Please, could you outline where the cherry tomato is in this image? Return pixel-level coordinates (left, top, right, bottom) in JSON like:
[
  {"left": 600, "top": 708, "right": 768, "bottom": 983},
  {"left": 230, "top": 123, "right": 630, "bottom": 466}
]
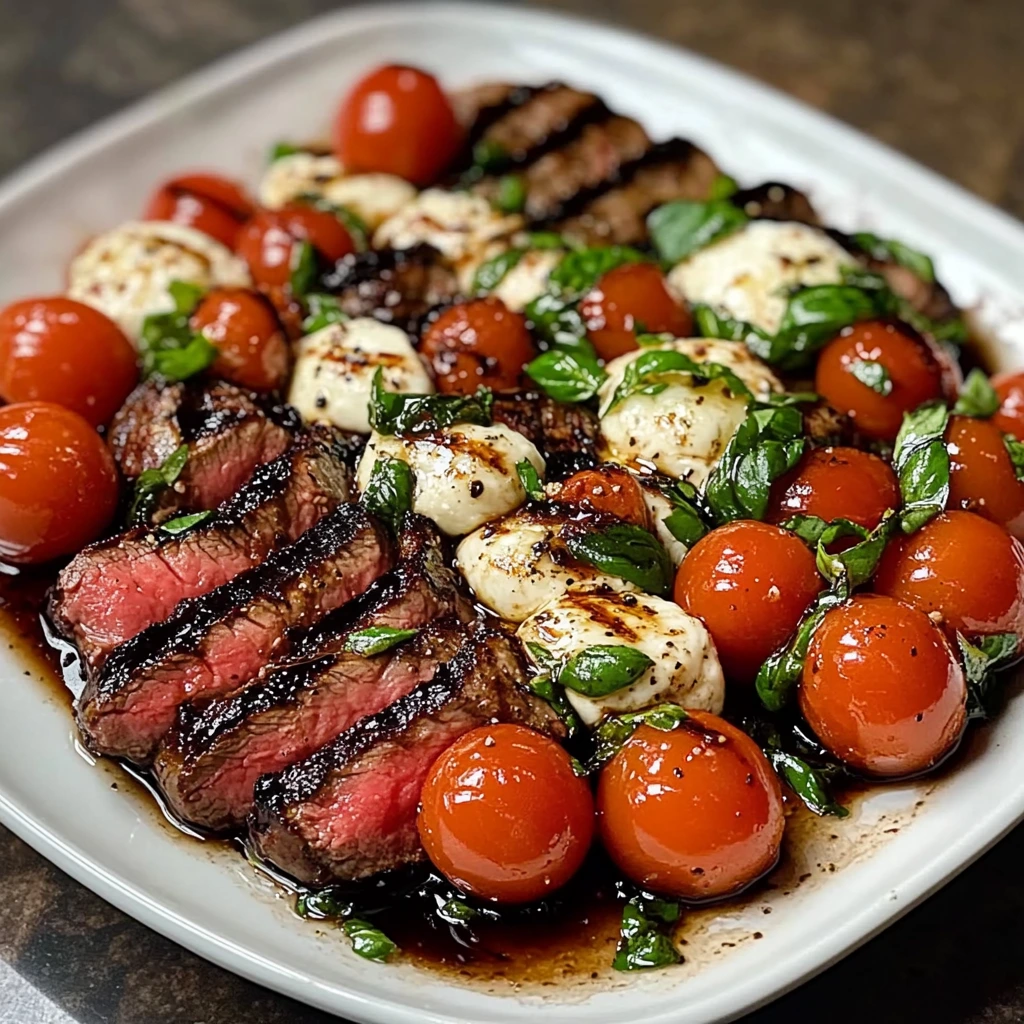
[
  {"left": 418, "top": 724, "right": 594, "bottom": 903},
  {"left": 420, "top": 298, "right": 536, "bottom": 393},
  {"left": 674, "top": 521, "right": 822, "bottom": 684},
  {"left": 814, "top": 320, "right": 951, "bottom": 441},
  {"left": 801, "top": 594, "right": 967, "bottom": 776},
  {"left": 144, "top": 172, "right": 253, "bottom": 249},
  {"left": 579, "top": 263, "right": 692, "bottom": 362},
  {"left": 946, "top": 414, "right": 1024, "bottom": 540},
  {"left": 236, "top": 205, "right": 355, "bottom": 289},
  {"left": 335, "top": 65, "right": 462, "bottom": 186},
  {"left": 0, "top": 297, "right": 138, "bottom": 426},
  {"left": 767, "top": 446, "right": 900, "bottom": 531},
  {"left": 598, "top": 712, "right": 785, "bottom": 900},
  {"left": 874, "top": 510, "right": 1024, "bottom": 647},
  {"left": 190, "top": 288, "right": 289, "bottom": 393},
  {"left": 992, "top": 370, "right": 1024, "bottom": 439},
  {"left": 0, "top": 403, "right": 119, "bottom": 564},
  {"left": 557, "top": 465, "right": 649, "bottom": 527}
]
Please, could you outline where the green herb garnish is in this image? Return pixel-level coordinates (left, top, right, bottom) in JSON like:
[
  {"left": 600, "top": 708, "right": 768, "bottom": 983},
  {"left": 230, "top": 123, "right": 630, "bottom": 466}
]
[
  {"left": 516, "top": 459, "right": 545, "bottom": 501},
  {"left": 344, "top": 627, "right": 419, "bottom": 657},
  {"left": 343, "top": 918, "right": 397, "bottom": 962},
  {"left": 953, "top": 368, "right": 999, "bottom": 419},
  {"left": 368, "top": 369, "right": 493, "bottom": 435},
  {"left": 159, "top": 511, "right": 214, "bottom": 536},
  {"left": 613, "top": 896, "right": 682, "bottom": 972},
  {"left": 558, "top": 645, "right": 655, "bottom": 698},
  {"left": 849, "top": 359, "right": 893, "bottom": 396},
  {"left": 647, "top": 198, "right": 747, "bottom": 264},
  {"left": 127, "top": 444, "right": 189, "bottom": 526},
  {"left": 564, "top": 523, "right": 673, "bottom": 596},
  {"left": 892, "top": 401, "right": 950, "bottom": 533}
]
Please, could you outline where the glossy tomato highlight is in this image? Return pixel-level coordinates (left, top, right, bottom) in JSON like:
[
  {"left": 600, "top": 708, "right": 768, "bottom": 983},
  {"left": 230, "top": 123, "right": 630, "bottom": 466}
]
[
  {"left": 144, "top": 172, "right": 253, "bottom": 248},
  {"left": 557, "top": 465, "right": 649, "bottom": 527}
]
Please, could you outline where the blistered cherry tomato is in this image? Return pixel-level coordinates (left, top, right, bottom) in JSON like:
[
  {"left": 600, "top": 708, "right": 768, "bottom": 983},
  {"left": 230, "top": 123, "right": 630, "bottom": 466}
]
[
  {"left": 236, "top": 205, "right": 355, "bottom": 289},
  {"left": 420, "top": 298, "right": 536, "bottom": 393},
  {"left": 418, "top": 724, "right": 594, "bottom": 903},
  {"left": 992, "top": 370, "right": 1024, "bottom": 439},
  {"left": 946, "top": 414, "right": 1024, "bottom": 540},
  {"left": 674, "top": 520, "right": 822, "bottom": 684},
  {"left": 579, "top": 263, "right": 692, "bottom": 362},
  {"left": 598, "top": 712, "right": 784, "bottom": 900},
  {"left": 801, "top": 594, "right": 967, "bottom": 776},
  {"left": 874, "top": 510, "right": 1024, "bottom": 647},
  {"left": 814, "top": 320, "right": 950, "bottom": 441},
  {"left": 0, "top": 402, "right": 119, "bottom": 564},
  {"left": 190, "top": 288, "right": 289, "bottom": 392},
  {"left": 335, "top": 65, "right": 462, "bottom": 186},
  {"left": 767, "top": 446, "right": 900, "bottom": 531},
  {"left": 557, "top": 465, "right": 649, "bottom": 527},
  {"left": 144, "top": 172, "right": 253, "bottom": 248},
  {"left": 0, "top": 297, "right": 138, "bottom": 426}
]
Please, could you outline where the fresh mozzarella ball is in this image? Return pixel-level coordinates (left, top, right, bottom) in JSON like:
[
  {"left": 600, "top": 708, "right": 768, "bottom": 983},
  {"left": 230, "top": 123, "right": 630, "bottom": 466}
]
[
  {"left": 455, "top": 507, "right": 629, "bottom": 622},
  {"left": 636, "top": 478, "right": 688, "bottom": 566},
  {"left": 356, "top": 423, "right": 543, "bottom": 536},
  {"left": 491, "top": 248, "right": 563, "bottom": 310},
  {"left": 667, "top": 220, "right": 859, "bottom": 335},
  {"left": 597, "top": 339, "right": 782, "bottom": 486},
  {"left": 288, "top": 319, "right": 433, "bottom": 434},
  {"left": 518, "top": 584, "right": 725, "bottom": 726},
  {"left": 67, "top": 221, "right": 251, "bottom": 343},
  {"left": 323, "top": 175, "right": 418, "bottom": 230},
  {"left": 258, "top": 152, "right": 344, "bottom": 209}
]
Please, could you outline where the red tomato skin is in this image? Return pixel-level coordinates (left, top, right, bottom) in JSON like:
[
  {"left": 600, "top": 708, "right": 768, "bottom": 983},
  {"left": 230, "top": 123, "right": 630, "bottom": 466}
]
[
  {"left": 0, "top": 402, "right": 119, "bottom": 564},
  {"left": 557, "top": 466, "right": 649, "bottom": 527},
  {"left": 993, "top": 370, "right": 1024, "bottom": 439},
  {"left": 144, "top": 173, "right": 253, "bottom": 248},
  {"left": 0, "top": 298, "right": 138, "bottom": 427},
  {"left": 335, "top": 65, "right": 462, "bottom": 186}
]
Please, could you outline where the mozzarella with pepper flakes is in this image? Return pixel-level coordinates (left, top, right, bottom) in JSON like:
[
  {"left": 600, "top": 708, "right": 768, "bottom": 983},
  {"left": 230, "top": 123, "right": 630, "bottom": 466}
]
[
  {"left": 490, "top": 248, "right": 562, "bottom": 311},
  {"left": 598, "top": 338, "right": 783, "bottom": 486},
  {"left": 356, "top": 423, "right": 543, "bottom": 537},
  {"left": 667, "top": 220, "right": 858, "bottom": 335},
  {"left": 288, "top": 319, "right": 433, "bottom": 434},
  {"left": 518, "top": 584, "right": 725, "bottom": 726},
  {"left": 67, "top": 221, "right": 251, "bottom": 343}
]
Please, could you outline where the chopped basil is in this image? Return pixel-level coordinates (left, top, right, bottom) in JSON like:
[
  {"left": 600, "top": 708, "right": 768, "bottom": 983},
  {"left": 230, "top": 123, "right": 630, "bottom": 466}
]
[
  {"left": 849, "top": 359, "right": 893, "bottom": 396},
  {"left": 159, "top": 510, "right": 214, "bottom": 536},
  {"left": 851, "top": 231, "right": 935, "bottom": 284},
  {"left": 548, "top": 245, "right": 646, "bottom": 295},
  {"left": 953, "top": 368, "right": 999, "bottom": 419},
  {"left": 526, "top": 230, "right": 571, "bottom": 250},
  {"left": 437, "top": 898, "right": 478, "bottom": 926},
  {"left": 494, "top": 174, "right": 526, "bottom": 213},
  {"left": 471, "top": 137, "right": 509, "bottom": 173},
  {"left": 368, "top": 369, "right": 493, "bottom": 435},
  {"left": 128, "top": 444, "right": 189, "bottom": 526},
  {"left": 658, "top": 478, "right": 710, "bottom": 547},
  {"left": 472, "top": 248, "right": 525, "bottom": 293},
  {"left": 344, "top": 627, "right": 419, "bottom": 657},
  {"left": 810, "top": 513, "right": 896, "bottom": 590},
  {"left": 268, "top": 141, "right": 302, "bottom": 163},
  {"left": 289, "top": 240, "right": 318, "bottom": 298},
  {"left": 516, "top": 459, "right": 545, "bottom": 501},
  {"left": 558, "top": 645, "right": 654, "bottom": 698},
  {"left": 587, "top": 703, "right": 689, "bottom": 773},
  {"left": 709, "top": 173, "right": 739, "bottom": 200},
  {"left": 168, "top": 280, "right": 205, "bottom": 312},
  {"left": 958, "top": 632, "right": 1020, "bottom": 720},
  {"left": 525, "top": 344, "right": 606, "bottom": 403},
  {"left": 147, "top": 334, "right": 218, "bottom": 381},
  {"left": 692, "top": 304, "right": 769, "bottom": 347},
  {"left": 758, "top": 391, "right": 821, "bottom": 407},
  {"left": 607, "top": 348, "right": 751, "bottom": 411},
  {"left": 524, "top": 290, "right": 587, "bottom": 348},
  {"left": 526, "top": 671, "right": 583, "bottom": 740},
  {"left": 647, "top": 198, "right": 747, "bottom": 264},
  {"left": 343, "top": 918, "right": 397, "bottom": 962},
  {"left": 564, "top": 522, "right": 673, "bottom": 596},
  {"left": 613, "top": 896, "right": 682, "bottom": 972},
  {"left": 1004, "top": 435, "right": 1024, "bottom": 480},
  {"left": 361, "top": 454, "right": 413, "bottom": 534},
  {"left": 302, "top": 293, "right": 348, "bottom": 334},
  {"left": 893, "top": 401, "right": 950, "bottom": 533},
  {"left": 138, "top": 280, "right": 216, "bottom": 381},
  {"left": 296, "top": 887, "right": 352, "bottom": 920}
]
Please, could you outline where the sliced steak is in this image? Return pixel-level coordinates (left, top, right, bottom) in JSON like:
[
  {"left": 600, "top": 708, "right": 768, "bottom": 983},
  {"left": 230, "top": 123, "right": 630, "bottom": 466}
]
[
  {"left": 49, "top": 434, "right": 351, "bottom": 670},
  {"left": 152, "top": 517, "right": 474, "bottom": 831},
  {"left": 109, "top": 378, "right": 300, "bottom": 516},
  {"left": 251, "top": 624, "right": 562, "bottom": 884},
  {"left": 493, "top": 390, "right": 599, "bottom": 479},
  {"left": 77, "top": 505, "right": 393, "bottom": 764},
  {"left": 449, "top": 82, "right": 536, "bottom": 137}
]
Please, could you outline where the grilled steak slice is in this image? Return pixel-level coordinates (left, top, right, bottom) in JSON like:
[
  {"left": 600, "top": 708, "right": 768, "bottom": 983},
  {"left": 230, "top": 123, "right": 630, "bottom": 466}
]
[
  {"left": 450, "top": 82, "right": 537, "bottom": 137},
  {"left": 109, "top": 378, "right": 300, "bottom": 516},
  {"left": 250, "top": 624, "right": 562, "bottom": 884},
  {"left": 733, "top": 182, "right": 820, "bottom": 225},
  {"left": 152, "top": 517, "right": 474, "bottom": 831},
  {"left": 77, "top": 505, "right": 393, "bottom": 764},
  {"left": 493, "top": 390, "right": 599, "bottom": 479},
  {"left": 50, "top": 434, "right": 351, "bottom": 670}
]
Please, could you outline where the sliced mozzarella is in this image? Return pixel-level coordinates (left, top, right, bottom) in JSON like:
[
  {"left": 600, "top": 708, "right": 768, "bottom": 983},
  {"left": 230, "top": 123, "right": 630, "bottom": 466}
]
[
  {"left": 491, "top": 248, "right": 562, "bottom": 311},
  {"left": 323, "top": 175, "right": 418, "bottom": 230},
  {"left": 258, "top": 152, "right": 344, "bottom": 209},
  {"left": 667, "top": 220, "right": 859, "bottom": 335},
  {"left": 597, "top": 339, "right": 782, "bottom": 486},
  {"left": 356, "top": 423, "right": 543, "bottom": 536},
  {"left": 636, "top": 478, "right": 689, "bottom": 566},
  {"left": 67, "top": 221, "right": 251, "bottom": 343},
  {"left": 288, "top": 319, "right": 433, "bottom": 434},
  {"left": 518, "top": 584, "right": 725, "bottom": 726},
  {"left": 455, "top": 507, "right": 629, "bottom": 622}
]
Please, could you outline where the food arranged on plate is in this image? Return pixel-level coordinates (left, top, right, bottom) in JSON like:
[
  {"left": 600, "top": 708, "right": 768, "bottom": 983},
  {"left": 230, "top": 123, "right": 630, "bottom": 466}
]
[{"left": 2, "top": 63, "right": 1024, "bottom": 975}]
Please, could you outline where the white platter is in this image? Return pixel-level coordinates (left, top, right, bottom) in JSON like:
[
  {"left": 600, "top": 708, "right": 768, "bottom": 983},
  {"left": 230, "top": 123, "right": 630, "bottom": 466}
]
[{"left": 1, "top": 4, "right": 1024, "bottom": 1022}]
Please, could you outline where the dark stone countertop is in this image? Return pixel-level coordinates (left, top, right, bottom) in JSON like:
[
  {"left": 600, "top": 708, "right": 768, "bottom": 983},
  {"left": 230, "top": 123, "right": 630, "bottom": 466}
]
[{"left": 2, "top": 1, "right": 1024, "bottom": 1021}]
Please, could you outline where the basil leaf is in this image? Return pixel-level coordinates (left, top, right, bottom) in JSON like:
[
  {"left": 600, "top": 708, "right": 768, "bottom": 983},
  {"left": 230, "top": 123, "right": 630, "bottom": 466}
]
[
  {"left": 369, "top": 369, "right": 494, "bottom": 434},
  {"left": 295, "top": 887, "right": 352, "bottom": 920},
  {"left": 526, "top": 672, "right": 583, "bottom": 740},
  {"left": 471, "top": 138, "right": 508, "bottom": 173},
  {"left": 893, "top": 401, "right": 950, "bottom": 533},
  {"left": 588, "top": 703, "right": 689, "bottom": 773},
  {"left": 930, "top": 315, "right": 969, "bottom": 346},
  {"left": 269, "top": 141, "right": 302, "bottom": 163},
  {"left": 147, "top": 334, "right": 218, "bottom": 381},
  {"left": 958, "top": 631, "right": 1020, "bottom": 720},
  {"left": 783, "top": 514, "right": 830, "bottom": 548},
  {"left": 851, "top": 231, "right": 935, "bottom": 284},
  {"left": 1005, "top": 435, "right": 1024, "bottom": 480},
  {"left": 169, "top": 279, "right": 205, "bottom": 313},
  {"left": 472, "top": 248, "right": 524, "bottom": 293},
  {"left": 525, "top": 345, "right": 606, "bottom": 403},
  {"left": 850, "top": 359, "right": 893, "bottom": 396},
  {"left": 160, "top": 510, "right": 214, "bottom": 536},
  {"left": 361, "top": 454, "right": 413, "bottom": 533},
  {"left": 564, "top": 523, "right": 673, "bottom": 596},
  {"left": 139, "top": 282, "right": 216, "bottom": 381},
  {"left": 344, "top": 627, "right": 419, "bottom": 657},
  {"left": 128, "top": 444, "right": 189, "bottom": 526},
  {"left": 524, "top": 291, "right": 587, "bottom": 348},
  {"left": 494, "top": 174, "right": 526, "bottom": 213},
  {"left": 768, "top": 748, "right": 848, "bottom": 818},
  {"left": 613, "top": 897, "right": 682, "bottom": 972},
  {"left": 647, "top": 199, "right": 748, "bottom": 264},
  {"left": 302, "top": 293, "right": 348, "bottom": 334},
  {"left": 608, "top": 349, "right": 751, "bottom": 411},
  {"left": 289, "top": 240, "right": 318, "bottom": 298},
  {"left": 548, "top": 245, "right": 646, "bottom": 295},
  {"left": 437, "top": 898, "right": 478, "bottom": 926},
  {"left": 516, "top": 459, "right": 545, "bottom": 501},
  {"left": 692, "top": 304, "right": 770, "bottom": 347},
  {"left": 709, "top": 173, "right": 739, "bottom": 200},
  {"left": 657, "top": 479, "right": 710, "bottom": 547},
  {"left": 814, "top": 513, "right": 895, "bottom": 589},
  {"left": 757, "top": 391, "right": 820, "bottom": 408},
  {"left": 704, "top": 405, "right": 805, "bottom": 524},
  {"left": 558, "top": 645, "right": 655, "bottom": 698},
  {"left": 953, "top": 368, "right": 999, "bottom": 418},
  {"left": 343, "top": 918, "right": 397, "bottom": 962},
  {"left": 526, "top": 231, "right": 570, "bottom": 250}
]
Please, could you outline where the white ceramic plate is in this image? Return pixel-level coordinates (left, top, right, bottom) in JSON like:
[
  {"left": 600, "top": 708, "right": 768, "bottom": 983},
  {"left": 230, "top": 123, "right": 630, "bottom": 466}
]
[{"left": 2, "top": 4, "right": 1024, "bottom": 1022}]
